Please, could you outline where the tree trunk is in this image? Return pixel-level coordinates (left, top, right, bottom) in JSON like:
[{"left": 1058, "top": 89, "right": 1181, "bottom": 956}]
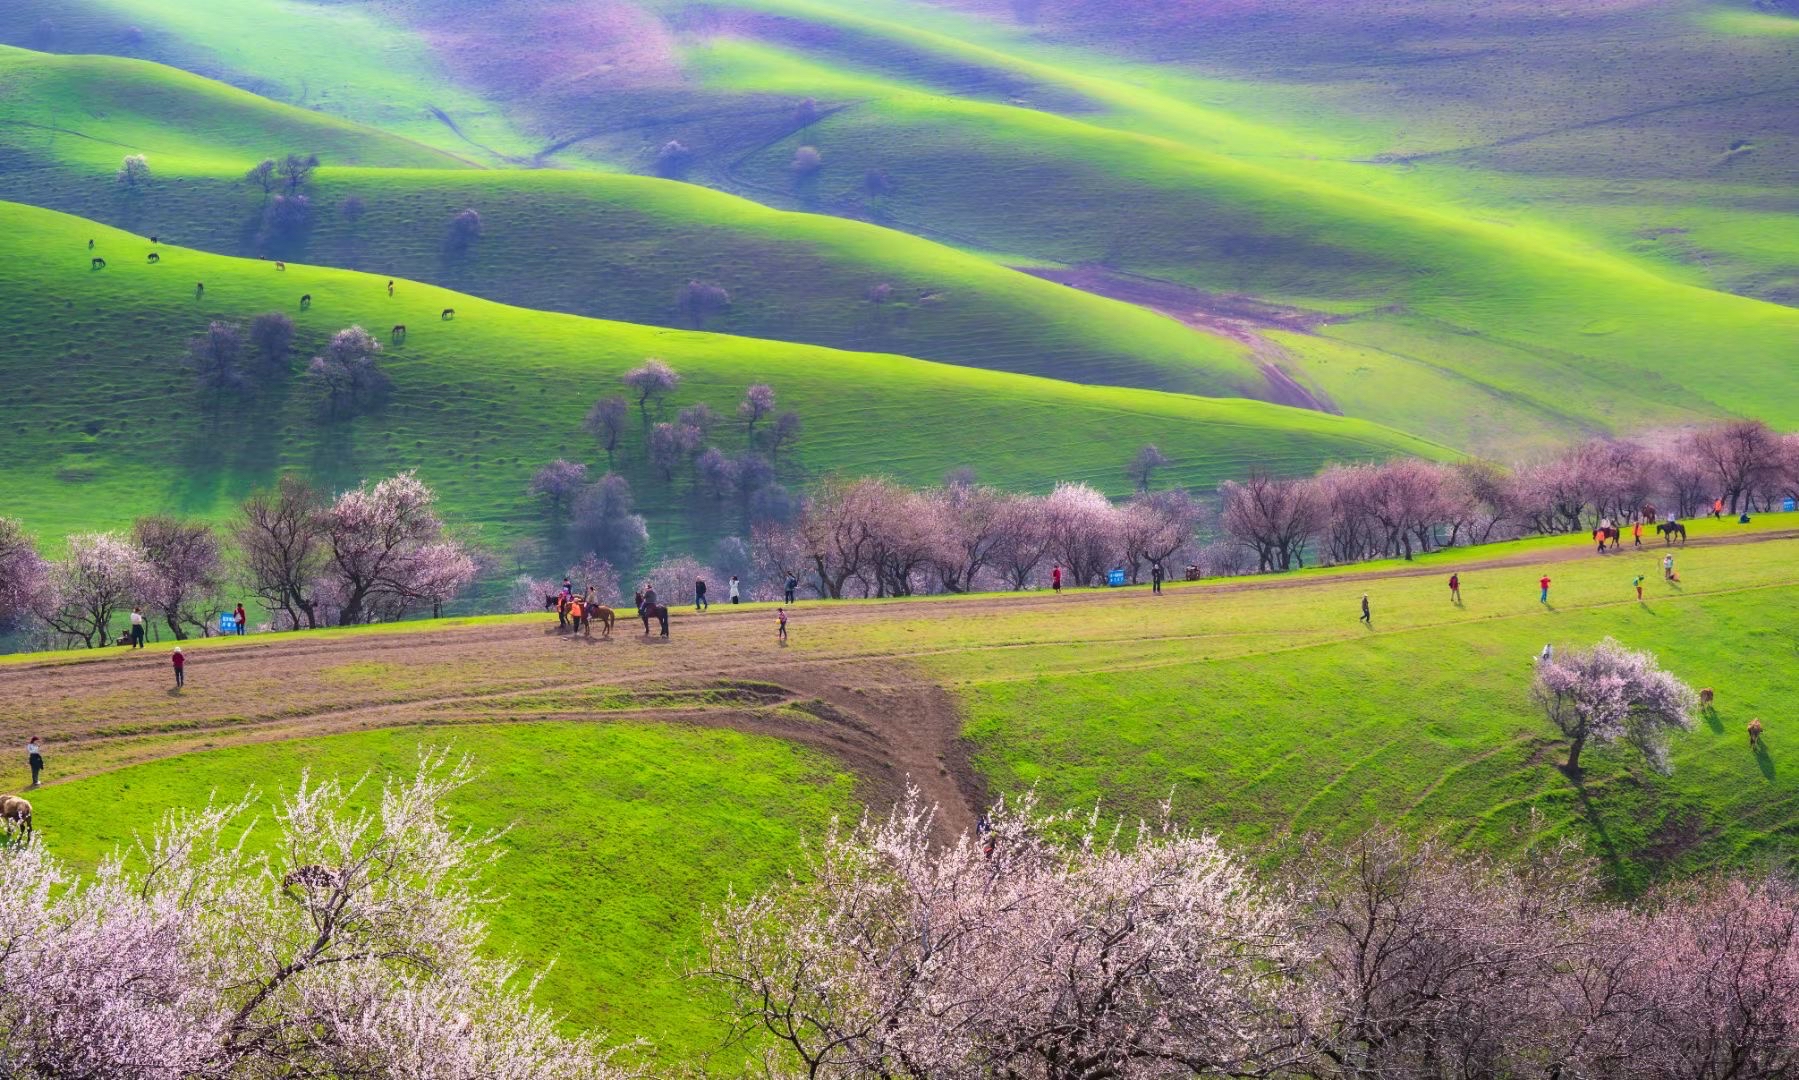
[{"left": 1565, "top": 734, "right": 1586, "bottom": 775}]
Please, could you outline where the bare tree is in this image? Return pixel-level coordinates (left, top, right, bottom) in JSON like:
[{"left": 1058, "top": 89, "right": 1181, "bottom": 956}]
[
  {"left": 189, "top": 320, "right": 247, "bottom": 399},
  {"left": 583, "top": 395, "right": 630, "bottom": 467},
  {"left": 236, "top": 475, "right": 327, "bottom": 630},
  {"left": 1221, "top": 472, "right": 1324, "bottom": 572},
  {"left": 278, "top": 151, "right": 319, "bottom": 195},
  {"left": 244, "top": 158, "right": 277, "bottom": 197},
  {"left": 1127, "top": 443, "right": 1170, "bottom": 493},
  {"left": 766, "top": 410, "right": 801, "bottom": 462},
  {"left": 248, "top": 312, "right": 296, "bottom": 374}
]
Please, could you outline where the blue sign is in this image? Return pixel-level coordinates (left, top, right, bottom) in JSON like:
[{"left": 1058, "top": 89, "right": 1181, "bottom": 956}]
[
  {"left": 1106, "top": 569, "right": 1127, "bottom": 587},
  {"left": 1786, "top": 498, "right": 1796, "bottom": 513},
  {"left": 219, "top": 613, "right": 238, "bottom": 634}
]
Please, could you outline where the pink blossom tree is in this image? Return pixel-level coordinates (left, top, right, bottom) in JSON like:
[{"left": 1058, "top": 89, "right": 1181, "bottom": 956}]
[
  {"left": 583, "top": 395, "right": 630, "bottom": 468},
  {"left": 39, "top": 531, "right": 157, "bottom": 648},
  {"left": 237, "top": 475, "right": 328, "bottom": 630},
  {"left": 1693, "top": 419, "right": 1784, "bottom": 513},
  {"left": 528, "top": 459, "right": 588, "bottom": 519},
  {"left": 738, "top": 383, "right": 775, "bottom": 438},
  {"left": 701, "top": 791, "right": 1304, "bottom": 1078},
  {"left": 133, "top": 515, "right": 224, "bottom": 639},
  {"left": 1042, "top": 482, "right": 1122, "bottom": 586},
  {"left": 1221, "top": 472, "right": 1323, "bottom": 572},
  {"left": 0, "top": 517, "right": 51, "bottom": 629},
  {"left": 621, "top": 359, "right": 679, "bottom": 417},
  {"left": 0, "top": 751, "right": 630, "bottom": 1077},
  {"left": 320, "top": 472, "right": 475, "bottom": 625},
  {"left": 1532, "top": 637, "right": 1699, "bottom": 774}
]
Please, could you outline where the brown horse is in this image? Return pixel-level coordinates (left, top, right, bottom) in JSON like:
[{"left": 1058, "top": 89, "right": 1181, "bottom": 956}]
[
  {"left": 1, "top": 795, "right": 33, "bottom": 843},
  {"left": 1656, "top": 521, "right": 1687, "bottom": 546},
  {"left": 639, "top": 603, "right": 670, "bottom": 638},
  {"left": 586, "top": 606, "right": 616, "bottom": 638}
]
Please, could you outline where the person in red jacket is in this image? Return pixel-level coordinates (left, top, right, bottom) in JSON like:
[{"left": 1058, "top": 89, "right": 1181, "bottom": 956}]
[
  {"left": 1051, "top": 565, "right": 1063, "bottom": 594},
  {"left": 233, "top": 603, "right": 247, "bottom": 636},
  {"left": 171, "top": 646, "right": 186, "bottom": 689},
  {"left": 1539, "top": 575, "right": 1552, "bottom": 604},
  {"left": 1448, "top": 573, "right": 1461, "bottom": 604}
]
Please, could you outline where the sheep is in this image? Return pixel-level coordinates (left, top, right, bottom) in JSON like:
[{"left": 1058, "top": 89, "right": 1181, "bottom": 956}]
[{"left": 1, "top": 796, "right": 33, "bottom": 843}]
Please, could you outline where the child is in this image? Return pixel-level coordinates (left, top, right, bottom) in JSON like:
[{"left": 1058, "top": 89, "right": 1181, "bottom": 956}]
[
  {"left": 1663, "top": 554, "right": 1674, "bottom": 580},
  {"left": 1633, "top": 574, "right": 1644, "bottom": 601},
  {"left": 1448, "top": 573, "right": 1460, "bottom": 603},
  {"left": 1538, "top": 575, "right": 1551, "bottom": 604},
  {"left": 171, "top": 646, "right": 185, "bottom": 688},
  {"left": 776, "top": 606, "right": 789, "bottom": 642}
]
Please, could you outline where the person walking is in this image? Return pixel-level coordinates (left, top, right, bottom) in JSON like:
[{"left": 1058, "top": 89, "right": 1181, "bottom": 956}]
[
  {"left": 557, "top": 595, "right": 570, "bottom": 632},
  {"left": 1633, "top": 574, "right": 1645, "bottom": 601},
  {"left": 569, "top": 597, "right": 585, "bottom": 636},
  {"left": 171, "top": 646, "right": 185, "bottom": 689},
  {"left": 1539, "top": 574, "right": 1552, "bottom": 604},
  {"left": 1052, "top": 565, "right": 1063, "bottom": 595},
  {"left": 1150, "top": 561, "right": 1164, "bottom": 595},
  {"left": 1712, "top": 497, "right": 1724, "bottom": 520},
  {"left": 233, "top": 603, "right": 247, "bottom": 636},
  {"left": 695, "top": 578, "right": 709, "bottom": 612},
  {"left": 1359, "top": 593, "right": 1371, "bottom": 625},
  {"left": 26, "top": 737, "right": 43, "bottom": 788},
  {"left": 784, "top": 572, "right": 798, "bottom": 605},
  {"left": 730, "top": 576, "right": 741, "bottom": 604},
  {"left": 1748, "top": 718, "right": 1765, "bottom": 751},
  {"left": 1632, "top": 520, "right": 1643, "bottom": 548},
  {"left": 1448, "top": 573, "right": 1461, "bottom": 604},
  {"left": 129, "top": 606, "right": 146, "bottom": 649},
  {"left": 1663, "top": 553, "right": 1675, "bottom": 581},
  {"left": 776, "top": 606, "right": 788, "bottom": 643}
]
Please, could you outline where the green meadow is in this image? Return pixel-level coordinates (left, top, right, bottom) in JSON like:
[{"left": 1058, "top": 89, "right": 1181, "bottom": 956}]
[{"left": 0, "top": 200, "right": 1436, "bottom": 553}]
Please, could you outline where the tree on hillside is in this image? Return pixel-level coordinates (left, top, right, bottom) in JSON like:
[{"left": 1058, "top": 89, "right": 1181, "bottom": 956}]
[
  {"left": 0, "top": 518, "right": 51, "bottom": 630},
  {"left": 700, "top": 791, "right": 1302, "bottom": 1078},
  {"left": 39, "top": 532, "right": 156, "bottom": 648},
  {"left": 1043, "top": 482, "right": 1121, "bottom": 586},
  {"left": 1221, "top": 472, "right": 1324, "bottom": 572},
  {"left": 258, "top": 193, "right": 312, "bottom": 248},
  {"left": 1532, "top": 638, "right": 1699, "bottom": 775},
  {"left": 248, "top": 312, "right": 296, "bottom": 374},
  {"left": 766, "top": 410, "right": 802, "bottom": 463},
  {"left": 237, "top": 475, "right": 328, "bottom": 630},
  {"left": 622, "top": 359, "right": 680, "bottom": 418},
  {"left": 446, "top": 208, "right": 482, "bottom": 256},
  {"left": 738, "top": 384, "right": 775, "bottom": 438},
  {"left": 570, "top": 474, "right": 648, "bottom": 566},
  {"left": 528, "top": 460, "right": 588, "bottom": 519},
  {"left": 0, "top": 752, "right": 630, "bottom": 1076},
  {"left": 678, "top": 402, "right": 720, "bottom": 437},
  {"left": 695, "top": 447, "right": 740, "bottom": 499},
  {"left": 654, "top": 139, "right": 694, "bottom": 179},
  {"left": 927, "top": 482, "right": 1007, "bottom": 593},
  {"left": 648, "top": 422, "right": 702, "bottom": 482},
  {"left": 278, "top": 151, "right": 319, "bottom": 195},
  {"left": 678, "top": 280, "right": 731, "bottom": 328},
  {"left": 583, "top": 395, "right": 630, "bottom": 467},
  {"left": 133, "top": 516, "right": 224, "bottom": 640},
  {"left": 1127, "top": 444, "right": 1170, "bottom": 493},
  {"left": 1693, "top": 419, "right": 1782, "bottom": 513},
  {"left": 189, "top": 320, "right": 248, "bottom": 399},
  {"left": 319, "top": 472, "right": 474, "bottom": 626},
  {"left": 792, "top": 145, "right": 823, "bottom": 178},
  {"left": 244, "top": 158, "right": 277, "bottom": 198},
  {"left": 115, "top": 153, "right": 150, "bottom": 188},
  {"left": 306, "top": 325, "right": 390, "bottom": 419}
]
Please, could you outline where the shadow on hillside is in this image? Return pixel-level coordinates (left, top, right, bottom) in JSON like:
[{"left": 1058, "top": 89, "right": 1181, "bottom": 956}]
[
  {"left": 1755, "top": 742, "right": 1776, "bottom": 781},
  {"left": 1568, "top": 775, "right": 1626, "bottom": 884}
]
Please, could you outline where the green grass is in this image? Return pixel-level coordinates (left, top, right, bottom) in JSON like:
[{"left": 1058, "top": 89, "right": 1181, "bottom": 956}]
[
  {"left": 0, "top": 46, "right": 1272, "bottom": 398},
  {"left": 26, "top": 722, "right": 857, "bottom": 1058},
  {"left": 0, "top": 200, "right": 1439, "bottom": 558}
]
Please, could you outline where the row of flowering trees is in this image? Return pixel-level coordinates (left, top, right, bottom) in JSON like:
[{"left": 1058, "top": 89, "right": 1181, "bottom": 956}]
[
  {"left": 0, "top": 472, "right": 479, "bottom": 647},
  {"left": 1223, "top": 420, "right": 1799, "bottom": 571},
  {"left": 750, "top": 475, "right": 1202, "bottom": 598},
  {"left": 703, "top": 791, "right": 1799, "bottom": 1079}
]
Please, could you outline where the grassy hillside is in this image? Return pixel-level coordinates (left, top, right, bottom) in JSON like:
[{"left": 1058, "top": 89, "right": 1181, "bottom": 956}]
[
  {"left": 13, "top": 518, "right": 1797, "bottom": 1059},
  {"left": 0, "top": 200, "right": 1438, "bottom": 556},
  {"left": 0, "top": 47, "right": 1278, "bottom": 399}
]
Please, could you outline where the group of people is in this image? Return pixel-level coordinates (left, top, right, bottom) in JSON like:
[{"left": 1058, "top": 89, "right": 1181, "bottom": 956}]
[{"left": 554, "top": 580, "right": 606, "bottom": 637}]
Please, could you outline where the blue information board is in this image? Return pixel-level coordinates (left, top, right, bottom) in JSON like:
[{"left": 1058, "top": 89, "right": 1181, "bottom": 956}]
[
  {"left": 219, "top": 612, "right": 238, "bottom": 634},
  {"left": 1106, "top": 569, "right": 1127, "bottom": 587},
  {"left": 1786, "top": 498, "right": 1797, "bottom": 513}
]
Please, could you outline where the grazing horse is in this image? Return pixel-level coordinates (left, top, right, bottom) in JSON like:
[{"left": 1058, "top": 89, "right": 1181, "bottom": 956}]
[
  {"left": 639, "top": 603, "right": 670, "bottom": 638},
  {"left": 274, "top": 261, "right": 286, "bottom": 271},
  {"left": 1656, "top": 521, "right": 1687, "bottom": 546},
  {"left": 300, "top": 294, "right": 312, "bottom": 310},
  {"left": 440, "top": 308, "right": 455, "bottom": 320},
  {"left": 90, "top": 256, "right": 106, "bottom": 269},
  {"left": 391, "top": 324, "right": 407, "bottom": 343},
  {"left": 146, "top": 252, "right": 159, "bottom": 263},
  {"left": 149, "top": 235, "right": 159, "bottom": 244},
  {"left": 1, "top": 796, "right": 33, "bottom": 843},
  {"left": 87, "top": 238, "right": 94, "bottom": 250}
]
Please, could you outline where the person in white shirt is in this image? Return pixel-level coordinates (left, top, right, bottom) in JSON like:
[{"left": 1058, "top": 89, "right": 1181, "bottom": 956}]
[
  {"left": 729, "top": 576, "right": 741, "bottom": 604},
  {"left": 129, "top": 607, "right": 146, "bottom": 649},
  {"left": 26, "top": 738, "right": 43, "bottom": 787}
]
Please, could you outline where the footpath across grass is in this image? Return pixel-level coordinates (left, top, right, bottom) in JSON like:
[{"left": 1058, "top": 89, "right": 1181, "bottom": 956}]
[{"left": 26, "top": 722, "right": 855, "bottom": 1061}]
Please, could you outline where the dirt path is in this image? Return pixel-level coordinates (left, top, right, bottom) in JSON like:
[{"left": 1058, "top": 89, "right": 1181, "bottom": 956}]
[{"left": 3, "top": 527, "right": 1789, "bottom": 837}]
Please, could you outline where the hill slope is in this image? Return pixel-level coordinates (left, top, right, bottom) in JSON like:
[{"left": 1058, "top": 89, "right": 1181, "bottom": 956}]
[{"left": 0, "top": 200, "right": 1440, "bottom": 553}]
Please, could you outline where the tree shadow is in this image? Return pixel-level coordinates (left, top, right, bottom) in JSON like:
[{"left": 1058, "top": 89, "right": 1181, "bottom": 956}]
[{"left": 1565, "top": 773, "right": 1627, "bottom": 883}]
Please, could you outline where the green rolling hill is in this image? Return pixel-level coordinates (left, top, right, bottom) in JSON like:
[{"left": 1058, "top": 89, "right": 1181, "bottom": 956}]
[{"left": 0, "top": 200, "right": 1439, "bottom": 554}]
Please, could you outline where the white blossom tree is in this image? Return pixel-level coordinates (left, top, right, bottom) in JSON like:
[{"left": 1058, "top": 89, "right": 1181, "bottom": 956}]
[
  {"left": 39, "top": 531, "right": 157, "bottom": 647},
  {"left": 1532, "top": 637, "right": 1699, "bottom": 774}
]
